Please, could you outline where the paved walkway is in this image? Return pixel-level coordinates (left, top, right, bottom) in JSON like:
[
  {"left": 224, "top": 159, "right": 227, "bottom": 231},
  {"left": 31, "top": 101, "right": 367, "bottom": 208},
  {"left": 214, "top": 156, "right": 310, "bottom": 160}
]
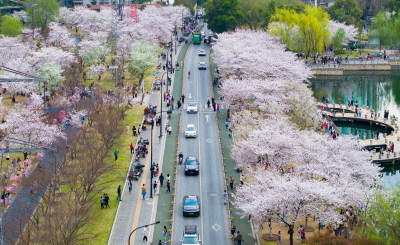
[
  {"left": 108, "top": 42, "right": 183, "bottom": 245},
  {"left": 320, "top": 103, "right": 400, "bottom": 164}
]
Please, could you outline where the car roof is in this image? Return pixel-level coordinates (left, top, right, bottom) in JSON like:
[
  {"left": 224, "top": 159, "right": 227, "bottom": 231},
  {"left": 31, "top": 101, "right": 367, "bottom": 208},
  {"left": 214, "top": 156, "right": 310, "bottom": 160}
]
[
  {"left": 199, "top": 62, "right": 206, "bottom": 64},
  {"left": 184, "top": 225, "right": 198, "bottom": 234},
  {"left": 186, "top": 156, "right": 197, "bottom": 161},
  {"left": 188, "top": 102, "right": 197, "bottom": 105},
  {"left": 187, "top": 124, "right": 195, "bottom": 127}
]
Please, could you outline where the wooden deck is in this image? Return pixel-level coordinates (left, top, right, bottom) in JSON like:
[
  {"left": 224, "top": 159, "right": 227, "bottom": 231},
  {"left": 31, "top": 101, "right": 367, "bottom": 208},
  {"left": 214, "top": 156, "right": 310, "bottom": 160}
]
[{"left": 319, "top": 103, "right": 400, "bottom": 165}]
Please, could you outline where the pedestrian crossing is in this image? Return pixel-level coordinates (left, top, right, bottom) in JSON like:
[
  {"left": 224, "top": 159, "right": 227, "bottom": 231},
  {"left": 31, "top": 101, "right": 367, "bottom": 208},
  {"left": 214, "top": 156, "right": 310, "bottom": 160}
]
[{"left": 178, "top": 102, "right": 226, "bottom": 111}]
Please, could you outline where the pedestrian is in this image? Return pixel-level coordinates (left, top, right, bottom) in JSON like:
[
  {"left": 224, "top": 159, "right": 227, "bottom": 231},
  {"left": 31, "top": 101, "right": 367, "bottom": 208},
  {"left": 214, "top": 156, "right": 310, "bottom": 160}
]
[
  {"left": 141, "top": 184, "right": 146, "bottom": 200},
  {"left": 104, "top": 194, "right": 110, "bottom": 207},
  {"left": 126, "top": 124, "right": 129, "bottom": 134},
  {"left": 100, "top": 196, "right": 104, "bottom": 209},
  {"left": 235, "top": 231, "right": 243, "bottom": 245},
  {"left": 391, "top": 143, "right": 395, "bottom": 153},
  {"left": 217, "top": 104, "right": 220, "bottom": 113},
  {"left": 114, "top": 150, "right": 119, "bottom": 162},
  {"left": 128, "top": 180, "right": 132, "bottom": 193},
  {"left": 138, "top": 125, "right": 141, "bottom": 135},
  {"left": 154, "top": 180, "right": 158, "bottom": 195},
  {"left": 159, "top": 173, "right": 164, "bottom": 187},
  {"left": 230, "top": 225, "right": 236, "bottom": 237},
  {"left": 143, "top": 227, "right": 148, "bottom": 241},
  {"left": 300, "top": 229, "right": 306, "bottom": 242},
  {"left": 297, "top": 225, "right": 303, "bottom": 239},
  {"left": 163, "top": 226, "right": 168, "bottom": 243},
  {"left": 166, "top": 180, "right": 171, "bottom": 192},
  {"left": 132, "top": 125, "right": 136, "bottom": 136},
  {"left": 168, "top": 125, "right": 172, "bottom": 135},
  {"left": 229, "top": 177, "right": 234, "bottom": 190},
  {"left": 207, "top": 99, "right": 210, "bottom": 109},
  {"left": 117, "top": 185, "right": 122, "bottom": 201},
  {"left": 181, "top": 94, "right": 185, "bottom": 103},
  {"left": 130, "top": 143, "right": 134, "bottom": 154},
  {"left": 212, "top": 102, "right": 216, "bottom": 111},
  {"left": 240, "top": 174, "right": 244, "bottom": 185},
  {"left": 278, "top": 231, "right": 281, "bottom": 243},
  {"left": 158, "top": 240, "right": 162, "bottom": 245},
  {"left": 223, "top": 190, "right": 228, "bottom": 205}
]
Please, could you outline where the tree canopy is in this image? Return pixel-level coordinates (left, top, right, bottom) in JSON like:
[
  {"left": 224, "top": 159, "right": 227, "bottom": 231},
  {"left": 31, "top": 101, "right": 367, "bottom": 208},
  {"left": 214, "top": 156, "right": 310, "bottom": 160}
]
[
  {"left": 268, "top": 6, "right": 331, "bottom": 56},
  {"left": 0, "top": 15, "right": 22, "bottom": 37},
  {"left": 204, "top": 0, "right": 243, "bottom": 33},
  {"left": 27, "top": 0, "right": 60, "bottom": 30},
  {"left": 327, "top": 0, "right": 363, "bottom": 30}
]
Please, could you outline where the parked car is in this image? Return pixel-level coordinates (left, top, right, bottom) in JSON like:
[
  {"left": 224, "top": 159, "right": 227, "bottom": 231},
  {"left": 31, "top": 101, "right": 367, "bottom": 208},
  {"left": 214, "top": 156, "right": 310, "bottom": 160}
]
[
  {"left": 185, "top": 124, "right": 197, "bottom": 138},
  {"left": 184, "top": 156, "right": 199, "bottom": 175},
  {"left": 180, "top": 225, "right": 201, "bottom": 244},
  {"left": 182, "top": 195, "right": 200, "bottom": 217}
]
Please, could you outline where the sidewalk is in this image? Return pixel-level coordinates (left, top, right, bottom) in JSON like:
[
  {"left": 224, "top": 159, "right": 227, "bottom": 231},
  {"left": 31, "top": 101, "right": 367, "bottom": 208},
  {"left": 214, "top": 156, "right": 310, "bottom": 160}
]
[{"left": 107, "top": 39, "right": 185, "bottom": 245}]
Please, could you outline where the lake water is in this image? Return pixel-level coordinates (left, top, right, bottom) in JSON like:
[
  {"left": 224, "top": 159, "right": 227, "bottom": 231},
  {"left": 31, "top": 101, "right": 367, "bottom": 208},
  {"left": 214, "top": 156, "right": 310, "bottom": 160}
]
[{"left": 310, "top": 72, "right": 400, "bottom": 188}]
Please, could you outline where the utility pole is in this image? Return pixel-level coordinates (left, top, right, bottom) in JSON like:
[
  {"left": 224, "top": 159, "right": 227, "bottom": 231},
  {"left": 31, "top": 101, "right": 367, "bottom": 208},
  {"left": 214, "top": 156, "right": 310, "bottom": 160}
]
[{"left": 314, "top": 0, "right": 317, "bottom": 7}]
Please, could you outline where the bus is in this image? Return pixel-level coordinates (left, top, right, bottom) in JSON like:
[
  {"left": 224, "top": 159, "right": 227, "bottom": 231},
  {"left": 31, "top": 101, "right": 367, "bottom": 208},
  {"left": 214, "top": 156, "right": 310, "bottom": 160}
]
[{"left": 193, "top": 32, "right": 201, "bottom": 44}]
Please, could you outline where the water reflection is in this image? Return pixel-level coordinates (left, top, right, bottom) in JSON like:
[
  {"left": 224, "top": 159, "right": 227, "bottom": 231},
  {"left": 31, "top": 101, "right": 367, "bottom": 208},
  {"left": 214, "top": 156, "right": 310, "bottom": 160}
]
[
  {"left": 311, "top": 73, "right": 400, "bottom": 187},
  {"left": 311, "top": 74, "right": 400, "bottom": 118}
]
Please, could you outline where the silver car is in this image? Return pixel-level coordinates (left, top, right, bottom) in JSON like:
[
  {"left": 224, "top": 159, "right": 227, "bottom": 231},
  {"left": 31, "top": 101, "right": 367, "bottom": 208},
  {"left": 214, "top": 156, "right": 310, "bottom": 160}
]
[{"left": 181, "top": 225, "right": 201, "bottom": 245}]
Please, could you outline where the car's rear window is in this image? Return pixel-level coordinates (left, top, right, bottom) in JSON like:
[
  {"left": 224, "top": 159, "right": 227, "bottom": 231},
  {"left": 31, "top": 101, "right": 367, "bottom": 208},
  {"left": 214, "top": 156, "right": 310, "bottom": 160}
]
[{"left": 185, "top": 198, "right": 198, "bottom": 205}]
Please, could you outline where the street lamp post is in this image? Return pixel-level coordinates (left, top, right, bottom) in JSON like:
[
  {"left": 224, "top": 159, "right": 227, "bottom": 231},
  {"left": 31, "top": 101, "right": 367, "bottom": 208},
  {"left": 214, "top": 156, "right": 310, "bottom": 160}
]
[{"left": 128, "top": 221, "right": 160, "bottom": 245}]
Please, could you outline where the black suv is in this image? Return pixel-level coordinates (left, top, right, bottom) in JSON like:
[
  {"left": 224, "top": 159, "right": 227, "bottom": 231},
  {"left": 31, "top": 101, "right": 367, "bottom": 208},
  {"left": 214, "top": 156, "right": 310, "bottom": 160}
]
[
  {"left": 184, "top": 157, "right": 199, "bottom": 175},
  {"left": 182, "top": 195, "right": 200, "bottom": 217}
]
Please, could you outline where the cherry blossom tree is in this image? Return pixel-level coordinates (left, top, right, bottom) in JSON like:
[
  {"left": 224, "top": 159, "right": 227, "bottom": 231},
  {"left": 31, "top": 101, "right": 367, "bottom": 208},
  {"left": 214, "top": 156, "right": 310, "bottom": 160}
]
[
  {"left": 127, "top": 41, "right": 160, "bottom": 93},
  {"left": 46, "top": 22, "right": 76, "bottom": 49},
  {"left": 212, "top": 29, "right": 312, "bottom": 81},
  {"left": 89, "top": 65, "right": 106, "bottom": 81},
  {"left": 329, "top": 20, "right": 358, "bottom": 42},
  {"left": 37, "top": 62, "right": 65, "bottom": 93},
  {"left": 28, "top": 47, "right": 76, "bottom": 69},
  {"left": 79, "top": 40, "right": 110, "bottom": 66}
]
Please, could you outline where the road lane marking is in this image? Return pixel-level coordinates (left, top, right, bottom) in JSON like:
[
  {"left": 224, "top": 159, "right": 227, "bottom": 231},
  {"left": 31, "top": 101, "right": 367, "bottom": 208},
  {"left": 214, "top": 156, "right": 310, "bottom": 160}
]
[
  {"left": 212, "top": 223, "right": 221, "bottom": 232},
  {"left": 205, "top": 114, "right": 209, "bottom": 122},
  {"left": 206, "top": 138, "right": 212, "bottom": 143}
]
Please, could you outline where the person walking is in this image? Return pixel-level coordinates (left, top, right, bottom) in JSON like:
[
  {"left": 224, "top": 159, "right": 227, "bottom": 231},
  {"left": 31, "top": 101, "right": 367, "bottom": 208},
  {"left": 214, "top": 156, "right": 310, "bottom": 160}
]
[
  {"left": 229, "top": 177, "right": 234, "bottom": 190},
  {"left": 166, "top": 180, "right": 171, "bottom": 193},
  {"left": 278, "top": 231, "right": 281, "bottom": 243},
  {"left": 128, "top": 180, "right": 132, "bottom": 193},
  {"left": 117, "top": 185, "right": 122, "bottom": 201},
  {"left": 163, "top": 226, "right": 168, "bottom": 244},
  {"left": 143, "top": 227, "right": 148, "bottom": 241},
  {"left": 130, "top": 143, "right": 134, "bottom": 154},
  {"left": 217, "top": 104, "right": 220, "bottom": 113},
  {"left": 181, "top": 94, "right": 185, "bottom": 103},
  {"left": 297, "top": 225, "right": 304, "bottom": 239},
  {"left": 154, "top": 180, "right": 158, "bottom": 195},
  {"left": 114, "top": 150, "right": 119, "bottom": 162},
  {"left": 207, "top": 96, "right": 211, "bottom": 108},
  {"left": 141, "top": 184, "right": 147, "bottom": 200},
  {"left": 300, "top": 229, "right": 306, "bottom": 242},
  {"left": 159, "top": 173, "right": 164, "bottom": 187},
  {"left": 223, "top": 190, "right": 228, "bottom": 205},
  {"left": 235, "top": 231, "right": 243, "bottom": 245},
  {"left": 132, "top": 125, "right": 136, "bottom": 136}
]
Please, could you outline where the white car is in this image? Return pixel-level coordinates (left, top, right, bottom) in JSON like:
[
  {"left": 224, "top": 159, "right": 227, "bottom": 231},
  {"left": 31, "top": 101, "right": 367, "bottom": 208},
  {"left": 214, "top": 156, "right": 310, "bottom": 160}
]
[
  {"left": 198, "top": 62, "right": 207, "bottom": 70},
  {"left": 185, "top": 124, "right": 197, "bottom": 138},
  {"left": 201, "top": 31, "right": 205, "bottom": 37},
  {"left": 187, "top": 102, "right": 198, "bottom": 113},
  {"left": 181, "top": 225, "right": 201, "bottom": 245},
  {"left": 198, "top": 49, "right": 206, "bottom": 56}
]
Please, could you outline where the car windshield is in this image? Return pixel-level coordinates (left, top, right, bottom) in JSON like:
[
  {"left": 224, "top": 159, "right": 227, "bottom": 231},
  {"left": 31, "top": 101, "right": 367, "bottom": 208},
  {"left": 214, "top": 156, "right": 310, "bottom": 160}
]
[
  {"left": 186, "top": 160, "right": 197, "bottom": 165},
  {"left": 187, "top": 126, "right": 195, "bottom": 131},
  {"left": 183, "top": 237, "right": 199, "bottom": 244},
  {"left": 185, "top": 198, "right": 198, "bottom": 205},
  {"left": 188, "top": 103, "right": 196, "bottom": 107}
]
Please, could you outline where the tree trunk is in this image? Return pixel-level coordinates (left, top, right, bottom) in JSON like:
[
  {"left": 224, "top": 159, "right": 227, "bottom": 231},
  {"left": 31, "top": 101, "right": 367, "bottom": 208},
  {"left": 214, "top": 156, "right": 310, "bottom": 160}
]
[
  {"left": 305, "top": 216, "right": 308, "bottom": 227},
  {"left": 288, "top": 225, "right": 294, "bottom": 245},
  {"left": 269, "top": 224, "right": 272, "bottom": 238}
]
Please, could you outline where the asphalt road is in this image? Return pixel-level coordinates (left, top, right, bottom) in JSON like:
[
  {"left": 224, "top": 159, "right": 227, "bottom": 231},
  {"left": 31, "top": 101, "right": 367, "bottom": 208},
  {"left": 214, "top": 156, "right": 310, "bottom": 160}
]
[{"left": 172, "top": 25, "right": 230, "bottom": 244}]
